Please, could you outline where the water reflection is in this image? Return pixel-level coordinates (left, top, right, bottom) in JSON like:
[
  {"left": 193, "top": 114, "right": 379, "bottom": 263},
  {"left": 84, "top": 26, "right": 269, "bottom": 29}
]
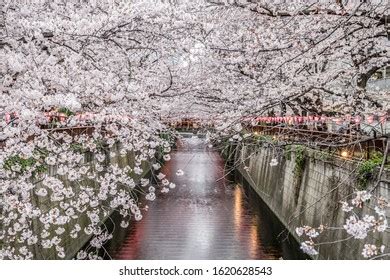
[
  {"left": 234, "top": 186, "right": 243, "bottom": 229},
  {"left": 107, "top": 135, "right": 306, "bottom": 260}
]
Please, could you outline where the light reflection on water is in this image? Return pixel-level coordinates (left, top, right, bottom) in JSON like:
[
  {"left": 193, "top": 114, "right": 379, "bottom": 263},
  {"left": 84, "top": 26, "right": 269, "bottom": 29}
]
[{"left": 104, "top": 135, "right": 306, "bottom": 260}]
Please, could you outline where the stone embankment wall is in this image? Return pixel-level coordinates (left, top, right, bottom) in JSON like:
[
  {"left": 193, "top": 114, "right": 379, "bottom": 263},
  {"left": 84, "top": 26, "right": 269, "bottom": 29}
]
[
  {"left": 28, "top": 144, "right": 151, "bottom": 260},
  {"left": 233, "top": 144, "right": 390, "bottom": 260}
]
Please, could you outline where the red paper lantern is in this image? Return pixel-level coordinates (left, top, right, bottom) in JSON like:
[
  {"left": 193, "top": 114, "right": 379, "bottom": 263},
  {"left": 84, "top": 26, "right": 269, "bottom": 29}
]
[
  {"left": 334, "top": 118, "right": 342, "bottom": 125},
  {"left": 5, "top": 113, "right": 10, "bottom": 123},
  {"left": 354, "top": 116, "right": 361, "bottom": 124}
]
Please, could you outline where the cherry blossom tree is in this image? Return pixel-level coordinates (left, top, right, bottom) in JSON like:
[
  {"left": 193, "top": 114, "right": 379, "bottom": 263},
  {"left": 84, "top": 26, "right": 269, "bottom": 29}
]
[{"left": 0, "top": 0, "right": 191, "bottom": 259}]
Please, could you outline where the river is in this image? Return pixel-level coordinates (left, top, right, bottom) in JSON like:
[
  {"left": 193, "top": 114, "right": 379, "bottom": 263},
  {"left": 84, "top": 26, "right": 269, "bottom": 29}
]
[{"left": 103, "top": 134, "right": 306, "bottom": 260}]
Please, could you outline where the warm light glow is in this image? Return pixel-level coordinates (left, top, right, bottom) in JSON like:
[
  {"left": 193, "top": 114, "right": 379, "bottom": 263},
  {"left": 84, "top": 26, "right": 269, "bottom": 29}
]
[
  {"left": 249, "top": 219, "right": 260, "bottom": 259},
  {"left": 341, "top": 150, "right": 349, "bottom": 158},
  {"left": 233, "top": 186, "right": 243, "bottom": 235},
  {"left": 254, "top": 131, "right": 259, "bottom": 136}
]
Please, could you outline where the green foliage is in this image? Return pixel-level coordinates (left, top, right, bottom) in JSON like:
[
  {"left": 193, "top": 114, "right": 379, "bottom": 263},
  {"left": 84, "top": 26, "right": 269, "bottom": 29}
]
[
  {"left": 34, "top": 164, "right": 48, "bottom": 175},
  {"left": 254, "top": 134, "right": 273, "bottom": 142},
  {"left": 357, "top": 153, "right": 383, "bottom": 189},
  {"left": 292, "top": 145, "right": 306, "bottom": 204},
  {"left": 370, "top": 151, "right": 384, "bottom": 162},
  {"left": 4, "top": 155, "right": 35, "bottom": 172},
  {"left": 58, "top": 107, "right": 75, "bottom": 116},
  {"left": 70, "top": 143, "right": 84, "bottom": 153},
  {"left": 285, "top": 145, "right": 292, "bottom": 160},
  {"left": 160, "top": 133, "right": 173, "bottom": 143},
  {"left": 294, "top": 145, "right": 306, "bottom": 177},
  {"left": 3, "top": 154, "right": 47, "bottom": 175},
  {"left": 95, "top": 139, "right": 107, "bottom": 150},
  {"left": 314, "top": 150, "right": 332, "bottom": 161}
]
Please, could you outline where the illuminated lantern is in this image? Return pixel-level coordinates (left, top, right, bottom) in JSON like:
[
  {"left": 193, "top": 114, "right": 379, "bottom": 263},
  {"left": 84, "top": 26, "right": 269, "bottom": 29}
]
[
  {"left": 59, "top": 113, "right": 66, "bottom": 122},
  {"left": 366, "top": 115, "right": 374, "bottom": 124},
  {"left": 335, "top": 118, "right": 342, "bottom": 125},
  {"left": 46, "top": 112, "right": 53, "bottom": 122},
  {"left": 354, "top": 116, "right": 361, "bottom": 124},
  {"left": 5, "top": 113, "right": 11, "bottom": 123}
]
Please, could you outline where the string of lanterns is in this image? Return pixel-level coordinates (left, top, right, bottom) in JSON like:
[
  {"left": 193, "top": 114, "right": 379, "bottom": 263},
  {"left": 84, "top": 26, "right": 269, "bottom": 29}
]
[
  {"left": 3, "top": 112, "right": 389, "bottom": 127},
  {"left": 245, "top": 114, "right": 389, "bottom": 126},
  {"left": 3, "top": 112, "right": 135, "bottom": 125}
]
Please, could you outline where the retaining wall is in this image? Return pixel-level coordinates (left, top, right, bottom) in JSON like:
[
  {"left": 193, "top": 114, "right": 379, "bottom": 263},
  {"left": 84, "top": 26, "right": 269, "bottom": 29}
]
[{"left": 234, "top": 144, "right": 390, "bottom": 260}]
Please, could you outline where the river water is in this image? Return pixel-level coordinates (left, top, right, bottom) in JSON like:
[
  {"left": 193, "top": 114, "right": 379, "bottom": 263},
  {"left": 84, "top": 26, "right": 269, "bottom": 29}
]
[{"left": 105, "top": 134, "right": 306, "bottom": 260}]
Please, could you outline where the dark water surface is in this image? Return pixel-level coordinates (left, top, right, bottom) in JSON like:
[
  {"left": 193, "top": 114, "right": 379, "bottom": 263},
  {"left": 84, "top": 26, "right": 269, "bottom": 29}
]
[{"left": 107, "top": 135, "right": 306, "bottom": 260}]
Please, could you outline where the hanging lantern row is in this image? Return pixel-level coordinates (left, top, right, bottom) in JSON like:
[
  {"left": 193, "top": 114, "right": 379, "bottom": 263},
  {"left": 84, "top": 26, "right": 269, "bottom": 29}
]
[
  {"left": 4, "top": 111, "right": 217, "bottom": 126},
  {"left": 4, "top": 112, "right": 136, "bottom": 125},
  {"left": 5, "top": 112, "right": 77, "bottom": 124},
  {"left": 244, "top": 114, "right": 389, "bottom": 125},
  {"left": 3, "top": 112, "right": 389, "bottom": 127}
]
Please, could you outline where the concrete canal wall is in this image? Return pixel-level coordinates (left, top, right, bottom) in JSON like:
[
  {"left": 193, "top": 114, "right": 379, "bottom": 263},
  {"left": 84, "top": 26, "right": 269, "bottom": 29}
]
[
  {"left": 233, "top": 144, "right": 390, "bottom": 260},
  {"left": 28, "top": 144, "right": 152, "bottom": 260}
]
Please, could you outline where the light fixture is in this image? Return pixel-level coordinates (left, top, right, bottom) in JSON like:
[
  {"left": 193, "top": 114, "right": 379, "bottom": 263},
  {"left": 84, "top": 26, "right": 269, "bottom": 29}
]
[{"left": 341, "top": 150, "right": 349, "bottom": 158}]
